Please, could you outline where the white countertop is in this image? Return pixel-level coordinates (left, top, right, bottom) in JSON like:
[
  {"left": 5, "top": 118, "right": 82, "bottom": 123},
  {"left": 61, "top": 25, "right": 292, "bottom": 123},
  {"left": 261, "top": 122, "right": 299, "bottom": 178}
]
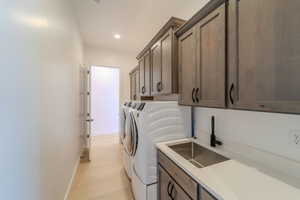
[{"left": 156, "top": 138, "right": 300, "bottom": 200}]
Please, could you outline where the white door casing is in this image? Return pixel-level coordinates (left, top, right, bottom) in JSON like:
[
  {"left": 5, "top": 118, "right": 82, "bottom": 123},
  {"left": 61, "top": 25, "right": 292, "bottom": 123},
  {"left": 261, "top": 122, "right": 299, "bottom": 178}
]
[{"left": 80, "top": 64, "right": 93, "bottom": 161}]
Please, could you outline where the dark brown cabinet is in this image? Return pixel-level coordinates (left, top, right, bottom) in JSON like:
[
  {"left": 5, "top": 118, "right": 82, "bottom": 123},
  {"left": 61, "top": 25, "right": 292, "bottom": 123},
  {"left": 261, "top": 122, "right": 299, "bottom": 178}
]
[
  {"left": 178, "top": 3, "right": 226, "bottom": 108},
  {"left": 158, "top": 151, "right": 218, "bottom": 200},
  {"left": 130, "top": 67, "right": 139, "bottom": 100},
  {"left": 160, "top": 30, "right": 174, "bottom": 95},
  {"left": 158, "top": 166, "right": 192, "bottom": 200},
  {"left": 151, "top": 29, "right": 179, "bottom": 96},
  {"left": 151, "top": 41, "right": 161, "bottom": 95},
  {"left": 228, "top": 0, "right": 300, "bottom": 114},
  {"left": 178, "top": 28, "right": 197, "bottom": 105},
  {"left": 139, "top": 51, "right": 151, "bottom": 97},
  {"left": 158, "top": 151, "right": 197, "bottom": 199},
  {"left": 139, "top": 57, "right": 145, "bottom": 96},
  {"left": 137, "top": 17, "right": 185, "bottom": 98},
  {"left": 144, "top": 51, "right": 151, "bottom": 96}
]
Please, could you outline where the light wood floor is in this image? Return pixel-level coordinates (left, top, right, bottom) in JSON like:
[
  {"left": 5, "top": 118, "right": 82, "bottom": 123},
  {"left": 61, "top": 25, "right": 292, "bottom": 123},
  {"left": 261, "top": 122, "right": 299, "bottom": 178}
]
[{"left": 68, "top": 135, "right": 134, "bottom": 200}]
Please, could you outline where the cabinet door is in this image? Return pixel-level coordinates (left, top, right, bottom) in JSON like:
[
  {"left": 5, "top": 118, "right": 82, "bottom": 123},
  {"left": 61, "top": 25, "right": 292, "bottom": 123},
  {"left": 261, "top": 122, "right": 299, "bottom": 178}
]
[
  {"left": 228, "top": 0, "right": 300, "bottom": 113},
  {"left": 144, "top": 51, "right": 151, "bottom": 96},
  {"left": 130, "top": 72, "right": 136, "bottom": 100},
  {"left": 161, "top": 29, "right": 173, "bottom": 95},
  {"left": 139, "top": 58, "right": 145, "bottom": 96},
  {"left": 135, "top": 69, "right": 140, "bottom": 100},
  {"left": 195, "top": 3, "right": 226, "bottom": 108},
  {"left": 151, "top": 41, "right": 162, "bottom": 95},
  {"left": 158, "top": 166, "right": 192, "bottom": 200},
  {"left": 178, "top": 28, "right": 197, "bottom": 105}
]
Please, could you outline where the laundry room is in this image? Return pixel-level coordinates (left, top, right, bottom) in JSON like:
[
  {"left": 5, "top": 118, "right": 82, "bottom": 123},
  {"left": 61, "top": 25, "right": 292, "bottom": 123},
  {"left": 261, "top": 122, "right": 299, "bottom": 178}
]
[{"left": 1, "top": 0, "right": 300, "bottom": 200}]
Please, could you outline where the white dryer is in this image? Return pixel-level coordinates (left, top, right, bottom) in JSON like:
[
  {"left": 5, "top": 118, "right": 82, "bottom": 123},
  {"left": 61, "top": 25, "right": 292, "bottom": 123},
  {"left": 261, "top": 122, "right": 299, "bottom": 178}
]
[
  {"left": 120, "top": 102, "right": 131, "bottom": 144},
  {"left": 130, "top": 101, "right": 191, "bottom": 200},
  {"left": 121, "top": 101, "right": 135, "bottom": 179}
]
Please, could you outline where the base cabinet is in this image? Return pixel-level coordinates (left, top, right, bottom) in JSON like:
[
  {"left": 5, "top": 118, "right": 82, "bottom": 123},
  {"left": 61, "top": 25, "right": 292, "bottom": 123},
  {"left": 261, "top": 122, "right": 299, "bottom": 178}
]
[
  {"left": 158, "top": 151, "right": 219, "bottom": 200},
  {"left": 158, "top": 166, "right": 191, "bottom": 200}
]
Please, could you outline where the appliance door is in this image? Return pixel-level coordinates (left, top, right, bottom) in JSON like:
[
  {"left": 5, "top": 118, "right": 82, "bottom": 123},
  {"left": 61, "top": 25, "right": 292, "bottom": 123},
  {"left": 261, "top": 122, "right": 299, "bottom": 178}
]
[
  {"left": 120, "top": 107, "right": 127, "bottom": 144},
  {"left": 124, "top": 110, "right": 134, "bottom": 155},
  {"left": 130, "top": 111, "right": 139, "bottom": 157}
]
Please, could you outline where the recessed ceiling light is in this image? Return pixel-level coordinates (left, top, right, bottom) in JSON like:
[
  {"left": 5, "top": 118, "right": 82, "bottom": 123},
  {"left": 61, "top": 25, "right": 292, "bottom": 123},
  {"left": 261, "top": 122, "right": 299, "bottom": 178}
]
[{"left": 114, "top": 34, "right": 121, "bottom": 39}]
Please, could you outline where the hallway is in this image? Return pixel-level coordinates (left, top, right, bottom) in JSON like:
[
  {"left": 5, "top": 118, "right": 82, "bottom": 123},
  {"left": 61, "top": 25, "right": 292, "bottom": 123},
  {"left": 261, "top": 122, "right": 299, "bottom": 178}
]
[{"left": 68, "top": 135, "right": 133, "bottom": 200}]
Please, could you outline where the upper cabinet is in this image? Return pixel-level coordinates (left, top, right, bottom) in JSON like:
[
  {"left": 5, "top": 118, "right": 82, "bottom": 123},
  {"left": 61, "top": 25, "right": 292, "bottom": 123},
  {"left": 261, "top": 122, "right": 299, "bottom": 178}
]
[
  {"left": 177, "top": 2, "right": 226, "bottom": 107},
  {"left": 228, "top": 0, "right": 300, "bottom": 114},
  {"left": 178, "top": 28, "right": 197, "bottom": 105},
  {"left": 151, "top": 41, "right": 161, "bottom": 95},
  {"left": 176, "top": 0, "right": 300, "bottom": 114},
  {"left": 130, "top": 66, "right": 139, "bottom": 100},
  {"left": 137, "top": 17, "right": 186, "bottom": 97},
  {"left": 139, "top": 51, "right": 151, "bottom": 97}
]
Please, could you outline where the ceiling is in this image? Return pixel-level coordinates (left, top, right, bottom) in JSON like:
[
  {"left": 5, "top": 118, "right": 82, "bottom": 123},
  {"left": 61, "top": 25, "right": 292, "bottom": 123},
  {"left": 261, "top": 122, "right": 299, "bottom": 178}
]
[{"left": 73, "top": 0, "right": 207, "bottom": 55}]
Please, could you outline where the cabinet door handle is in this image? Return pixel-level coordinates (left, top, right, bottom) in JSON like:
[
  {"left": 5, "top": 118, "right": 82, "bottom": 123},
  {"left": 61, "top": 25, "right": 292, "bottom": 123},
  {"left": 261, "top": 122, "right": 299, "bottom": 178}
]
[
  {"left": 156, "top": 82, "right": 161, "bottom": 92},
  {"left": 156, "top": 82, "right": 163, "bottom": 92},
  {"left": 167, "top": 181, "right": 172, "bottom": 196},
  {"left": 171, "top": 185, "right": 177, "bottom": 200},
  {"left": 195, "top": 88, "right": 200, "bottom": 103},
  {"left": 142, "top": 86, "right": 145, "bottom": 94},
  {"left": 169, "top": 183, "right": 175, "bottom": 200},
  {"left": 192, "top": 88, "right": 196, "bottom": 103},
  {"left": 229, "top": 83, "right": 234, "bottom": 105},
  {"left": 159, "top": 81, "right": 163, "bottom": 91}
]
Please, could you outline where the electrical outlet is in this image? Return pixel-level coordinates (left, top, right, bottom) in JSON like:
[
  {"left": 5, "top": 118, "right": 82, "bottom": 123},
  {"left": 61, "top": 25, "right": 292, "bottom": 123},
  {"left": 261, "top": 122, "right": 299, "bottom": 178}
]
[{"left": 289, "top": 130, "right": 300, "bottom": 148}]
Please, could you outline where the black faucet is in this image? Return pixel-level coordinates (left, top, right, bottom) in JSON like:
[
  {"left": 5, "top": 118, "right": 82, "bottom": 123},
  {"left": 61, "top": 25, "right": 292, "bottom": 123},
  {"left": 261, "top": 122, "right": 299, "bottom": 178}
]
[{"left": 210, "top": 116, "right": 222, "bottom": 147}]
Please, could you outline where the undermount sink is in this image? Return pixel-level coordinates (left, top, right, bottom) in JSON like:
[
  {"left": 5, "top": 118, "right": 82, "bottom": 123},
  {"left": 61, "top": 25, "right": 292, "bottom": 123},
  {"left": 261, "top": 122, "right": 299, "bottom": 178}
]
[{"left": 168, "top": 141, "right": 228, "bottom": 168}]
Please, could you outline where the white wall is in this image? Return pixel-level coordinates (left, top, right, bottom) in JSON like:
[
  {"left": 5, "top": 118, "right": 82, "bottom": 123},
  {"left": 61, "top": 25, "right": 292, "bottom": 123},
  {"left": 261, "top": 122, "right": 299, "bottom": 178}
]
[
  {"left": 84, "top": 45, "right": 137, "bottom": 104},
  {"left": 91, "top": 66, "right": 120, "bottom": 135},
  {"left": 0, "top": 0, "right": 83, "bottom": 199},
  {"left": 194, "top": 108, "right": 300, "bottom": 189}
]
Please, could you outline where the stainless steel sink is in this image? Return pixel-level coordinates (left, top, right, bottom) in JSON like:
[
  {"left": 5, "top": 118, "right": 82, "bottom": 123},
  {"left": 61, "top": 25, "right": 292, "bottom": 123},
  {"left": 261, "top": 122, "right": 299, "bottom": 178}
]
[{"left": 168, "top": 141, "right": 228, "bottom": 168}]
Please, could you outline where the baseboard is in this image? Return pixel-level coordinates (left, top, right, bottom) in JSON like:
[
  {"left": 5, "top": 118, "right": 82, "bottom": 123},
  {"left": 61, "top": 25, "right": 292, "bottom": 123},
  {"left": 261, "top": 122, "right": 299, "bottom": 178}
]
[{"left": 64, "top": 157, "right": 80, "bottom": 200}]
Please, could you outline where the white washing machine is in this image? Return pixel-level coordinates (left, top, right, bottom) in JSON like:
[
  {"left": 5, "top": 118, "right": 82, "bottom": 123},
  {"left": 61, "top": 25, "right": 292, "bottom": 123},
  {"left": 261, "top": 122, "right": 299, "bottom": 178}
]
[
  {"left": 130, "top": 101, "right": 191, "bottom": 200},
  {"left": 121, "top": 101, "right": 135, "bottom": 179}
]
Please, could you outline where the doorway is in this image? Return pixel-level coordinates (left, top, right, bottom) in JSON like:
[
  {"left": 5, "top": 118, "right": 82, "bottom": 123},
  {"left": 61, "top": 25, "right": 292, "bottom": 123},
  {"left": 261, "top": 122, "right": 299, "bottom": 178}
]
[{"left": 91, "top": 66, "right": 120, "bottom": 136}]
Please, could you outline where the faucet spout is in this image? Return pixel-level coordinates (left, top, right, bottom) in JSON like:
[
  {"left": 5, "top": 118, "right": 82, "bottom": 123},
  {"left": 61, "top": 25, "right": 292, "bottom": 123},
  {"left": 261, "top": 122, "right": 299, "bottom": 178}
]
[{"left": 210, "top": 116, "right": 222, "bottom": 147}]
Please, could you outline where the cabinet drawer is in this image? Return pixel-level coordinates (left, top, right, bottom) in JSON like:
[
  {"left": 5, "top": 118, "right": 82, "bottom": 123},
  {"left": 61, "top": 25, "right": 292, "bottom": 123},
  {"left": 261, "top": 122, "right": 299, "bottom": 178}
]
[
  {"left": 158, "top": 151, "right": 198, "bottom": 199},
  {"left": 159, "top": 166, "right": 192, "bottom": 200}
]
